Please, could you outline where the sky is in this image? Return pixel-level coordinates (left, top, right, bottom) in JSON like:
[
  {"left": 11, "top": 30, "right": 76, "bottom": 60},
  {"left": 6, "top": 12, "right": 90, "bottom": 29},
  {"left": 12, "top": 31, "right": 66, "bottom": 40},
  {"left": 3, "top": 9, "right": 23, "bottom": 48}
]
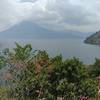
[{"left": 0, "top": 0, "right": 100, "bottom": 33}]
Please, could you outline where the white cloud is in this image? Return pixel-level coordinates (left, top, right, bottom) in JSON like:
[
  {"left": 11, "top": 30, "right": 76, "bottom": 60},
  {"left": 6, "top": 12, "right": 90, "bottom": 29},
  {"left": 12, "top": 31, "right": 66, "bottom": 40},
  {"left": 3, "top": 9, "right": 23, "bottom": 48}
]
[
  {"left": 0, "top": 0, "right": 33, "bottom": 31},
  {"left": 1, "top": 0, "right": 100, "bottom": 33}
]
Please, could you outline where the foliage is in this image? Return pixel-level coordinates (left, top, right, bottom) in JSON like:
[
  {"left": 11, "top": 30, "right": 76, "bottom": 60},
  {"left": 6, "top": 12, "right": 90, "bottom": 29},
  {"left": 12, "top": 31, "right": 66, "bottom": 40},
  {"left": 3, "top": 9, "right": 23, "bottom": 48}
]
[
  {"left": 0, "top": 43, "right": 98, "bottom": 99},
  {"left": 79, "top": 79, "right": 98, "bottom": 98},
  {"left": 90, "top": 58, "right": 100, "bottom": 77},
  {"left": 0, "top": 56, "right": 6, "bottom": 69},
  {"left": 0, "top": 87, "right": 11, "bottom": 100},
  {"left": 0, "top": 48, "right": 9, "bottom": 69},
  {"left": 49, "top": 57, "right": 98, "bottom": 99},
  {"left": 13, "top": 42, "right": 32, "bottom": 60}
]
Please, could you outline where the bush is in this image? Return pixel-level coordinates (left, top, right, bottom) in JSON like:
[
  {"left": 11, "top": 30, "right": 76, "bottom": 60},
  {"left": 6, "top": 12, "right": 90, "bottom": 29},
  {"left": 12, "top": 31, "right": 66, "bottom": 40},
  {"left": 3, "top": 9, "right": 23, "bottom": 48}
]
[
  {"left": 90, "top": 58, "right": 100, "bottom": 77},
  {"left": 0, "top": 87, "right": 11, "bottom": 99},
  {"left": 0, "top": 43, "right": 98, "bottom": 99}
]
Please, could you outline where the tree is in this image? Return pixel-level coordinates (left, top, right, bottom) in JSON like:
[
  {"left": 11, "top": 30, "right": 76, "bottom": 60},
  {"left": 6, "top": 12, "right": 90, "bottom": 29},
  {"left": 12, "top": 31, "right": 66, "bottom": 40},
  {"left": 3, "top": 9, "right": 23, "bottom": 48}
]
[
  {"left": 90, "top": 58, "right": 100, "bottom": 77},
  {"left": 49, "top": 58, "right": 98, "bottom": 99},
  {"left": 3, "top": 43, "right": 98, "bottom": 99},
  {"left": 13, "top": 42, "right": 32, "bottom": 60},
  {"left": 79, "top": 79, "right": 98, "bottom": 98}
]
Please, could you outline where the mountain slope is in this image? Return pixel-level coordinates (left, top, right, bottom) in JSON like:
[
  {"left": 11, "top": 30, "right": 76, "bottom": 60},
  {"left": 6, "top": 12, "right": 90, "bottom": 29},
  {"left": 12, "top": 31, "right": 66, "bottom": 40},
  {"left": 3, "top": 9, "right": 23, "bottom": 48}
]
[
  {"left": 0, "top": 21, "right": 84, "bottom": 39},
  {"left": 84, "top": 31, "right": 100, "bottom": 45}
]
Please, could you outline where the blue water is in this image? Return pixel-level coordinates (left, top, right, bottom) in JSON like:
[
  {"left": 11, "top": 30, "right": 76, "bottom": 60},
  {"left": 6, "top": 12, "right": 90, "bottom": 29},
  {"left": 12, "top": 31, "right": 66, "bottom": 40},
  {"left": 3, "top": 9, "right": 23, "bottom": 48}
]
[{"left": 0, "top": 38, "right": 100, "bottom": 64}]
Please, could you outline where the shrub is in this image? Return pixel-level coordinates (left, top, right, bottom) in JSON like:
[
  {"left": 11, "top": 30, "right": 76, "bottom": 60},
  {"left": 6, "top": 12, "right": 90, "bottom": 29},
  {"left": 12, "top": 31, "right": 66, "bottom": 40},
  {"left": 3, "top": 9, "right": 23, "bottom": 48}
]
[{"left": 0, "top": 43, "right": 98, "bottom": 99}]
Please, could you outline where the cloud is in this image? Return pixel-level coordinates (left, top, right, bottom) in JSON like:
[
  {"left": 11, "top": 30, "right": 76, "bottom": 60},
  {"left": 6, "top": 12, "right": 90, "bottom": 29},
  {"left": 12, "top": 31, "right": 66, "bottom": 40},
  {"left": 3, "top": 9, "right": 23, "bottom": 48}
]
[
  {"left": 30, "top": 0, "right": 100, "bottom": 33},
  {"left": 1, "top": 0, "right": 100, "bottom": 33},
  {"left": 0, "top": 0, "right": 33, "bottom": 31}
]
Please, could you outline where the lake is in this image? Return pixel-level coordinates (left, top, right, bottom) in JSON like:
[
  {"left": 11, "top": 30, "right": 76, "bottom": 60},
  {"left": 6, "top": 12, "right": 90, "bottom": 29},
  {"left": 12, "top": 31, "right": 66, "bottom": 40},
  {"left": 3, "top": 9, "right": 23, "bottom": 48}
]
[{"left": 0, "top": 38, "right": 100, "bottom": 64}]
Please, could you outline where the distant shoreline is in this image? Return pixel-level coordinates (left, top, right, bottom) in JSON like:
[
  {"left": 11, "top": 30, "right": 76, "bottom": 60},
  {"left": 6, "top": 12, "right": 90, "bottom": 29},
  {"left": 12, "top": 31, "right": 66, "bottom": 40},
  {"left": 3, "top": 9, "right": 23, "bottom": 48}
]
[{"left": 84, "top": 31, "right": 100, "bottom": 45}]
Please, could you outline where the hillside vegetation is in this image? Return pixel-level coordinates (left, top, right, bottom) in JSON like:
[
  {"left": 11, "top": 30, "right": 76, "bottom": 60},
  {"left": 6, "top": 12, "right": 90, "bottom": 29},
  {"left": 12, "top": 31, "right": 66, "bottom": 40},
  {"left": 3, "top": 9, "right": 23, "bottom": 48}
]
[{"left": 0, "top": 43, "right": 99, "bottom": 100}]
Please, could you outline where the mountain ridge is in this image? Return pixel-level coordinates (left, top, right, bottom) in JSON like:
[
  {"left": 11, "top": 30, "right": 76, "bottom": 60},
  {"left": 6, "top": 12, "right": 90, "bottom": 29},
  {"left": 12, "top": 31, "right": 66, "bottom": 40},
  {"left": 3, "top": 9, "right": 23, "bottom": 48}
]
[
  {"left": 0, "top": 21, "right": 85, "bottom": 39},
  {"left": 84, "top": 31, "right": 100, "bottom": 45}
]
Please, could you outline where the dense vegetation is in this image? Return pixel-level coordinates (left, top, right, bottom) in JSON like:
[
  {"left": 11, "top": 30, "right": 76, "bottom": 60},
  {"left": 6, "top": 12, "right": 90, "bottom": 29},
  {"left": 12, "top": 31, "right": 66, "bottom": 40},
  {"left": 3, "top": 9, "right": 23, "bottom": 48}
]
[{"left": 0, "top": 43, "right": 99, "bottom": 100}]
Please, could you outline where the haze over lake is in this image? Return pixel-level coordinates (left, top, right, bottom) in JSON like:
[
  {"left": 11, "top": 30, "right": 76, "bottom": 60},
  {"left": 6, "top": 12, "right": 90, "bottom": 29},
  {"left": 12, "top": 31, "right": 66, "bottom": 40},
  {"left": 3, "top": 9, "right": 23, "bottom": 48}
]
[
  {"left": 0, "top": 20, "right": 99, "bottom": 64},
  {"left": 0, "top": 0, "right": 100, "bottom": 64},
  {"left": 0, "top": 38, "right": 100, "bottom": 64}
]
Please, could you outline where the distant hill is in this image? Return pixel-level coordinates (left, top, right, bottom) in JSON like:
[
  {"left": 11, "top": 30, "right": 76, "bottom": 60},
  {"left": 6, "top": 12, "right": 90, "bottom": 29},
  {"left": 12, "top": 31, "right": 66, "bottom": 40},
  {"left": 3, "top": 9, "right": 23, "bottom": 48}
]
[
  {"left": 0, "top": 21, "right": 84, "bottom": 39},
  {"left": 84, "top": 31, "right": 100, "bottom": 45}
]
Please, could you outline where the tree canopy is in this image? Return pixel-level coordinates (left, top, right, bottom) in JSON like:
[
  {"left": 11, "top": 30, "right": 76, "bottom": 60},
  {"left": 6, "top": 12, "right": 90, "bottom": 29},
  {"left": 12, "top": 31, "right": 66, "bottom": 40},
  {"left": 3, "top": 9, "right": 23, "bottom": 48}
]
[{"left": 0, "top": 43, "right": 99, "bottom": 100}]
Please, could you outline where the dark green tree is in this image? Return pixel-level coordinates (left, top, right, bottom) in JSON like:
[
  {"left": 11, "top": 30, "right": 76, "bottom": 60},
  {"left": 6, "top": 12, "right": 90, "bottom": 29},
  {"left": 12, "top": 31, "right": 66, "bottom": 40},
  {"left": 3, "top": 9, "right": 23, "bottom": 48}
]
[
  {"left": 4, "top": 43, "right": 98, "bottom": 99},
  {"left": 90, "top": 58, "right": 100, "bottom": 77}
]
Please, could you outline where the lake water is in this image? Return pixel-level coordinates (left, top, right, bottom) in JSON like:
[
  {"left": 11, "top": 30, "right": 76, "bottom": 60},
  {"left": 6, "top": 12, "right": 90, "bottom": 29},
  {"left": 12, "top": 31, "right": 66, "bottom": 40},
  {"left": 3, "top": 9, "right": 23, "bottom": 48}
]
[{"left": 0, "top": 38, "right": 100, "bottom": 64}]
